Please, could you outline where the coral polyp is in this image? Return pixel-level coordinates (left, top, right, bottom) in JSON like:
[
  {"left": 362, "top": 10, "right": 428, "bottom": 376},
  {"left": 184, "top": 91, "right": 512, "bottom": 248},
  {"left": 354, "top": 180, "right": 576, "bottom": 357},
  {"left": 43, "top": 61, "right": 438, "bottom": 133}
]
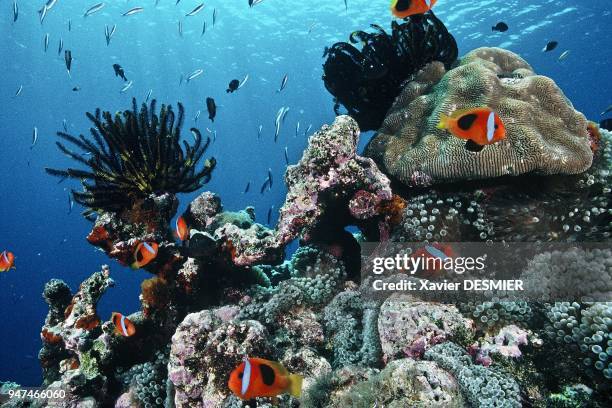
[{"left": 45, "top": 98, "right": 216, "bottom": 216}]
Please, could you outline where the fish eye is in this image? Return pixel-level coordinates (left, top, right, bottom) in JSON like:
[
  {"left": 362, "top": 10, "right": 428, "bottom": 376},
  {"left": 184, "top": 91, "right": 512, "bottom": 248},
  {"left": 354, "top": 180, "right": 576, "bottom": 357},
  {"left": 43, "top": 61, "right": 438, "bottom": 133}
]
[
  {"left": 238, "top": 372, "right": 243, "bottom": 379},
  {"left": 494, "top": 125, "right": 499, "bottom": 129}
]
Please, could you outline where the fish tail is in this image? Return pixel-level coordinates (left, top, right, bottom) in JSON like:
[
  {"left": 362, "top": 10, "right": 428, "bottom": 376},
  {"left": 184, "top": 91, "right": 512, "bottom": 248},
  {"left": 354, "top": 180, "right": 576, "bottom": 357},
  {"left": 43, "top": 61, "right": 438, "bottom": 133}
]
[
  {"left": 287, "top": 374, "right": 303, "bottom": 398},
  {"left": 437, "top": 114, "right": 449, "bottom": 130}
]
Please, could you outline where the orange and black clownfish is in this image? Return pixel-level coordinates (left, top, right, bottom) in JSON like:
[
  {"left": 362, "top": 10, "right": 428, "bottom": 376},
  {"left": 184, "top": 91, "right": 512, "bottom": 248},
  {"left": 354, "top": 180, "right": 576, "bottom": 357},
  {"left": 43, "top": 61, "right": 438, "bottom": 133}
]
[
  {"left": 437, "top": 107, "right": 507, "bottom": 152},
  {"left": 111, "top": 312, "right": 136, "bottom": 337},
  {"left": 0, "top": 251, "right": 15, "bottom": 272},
  {"left": 175, "top": 216, "right": 190, "bottom": 242},
  {"left": 131, "top": 242, "right": 159, "bottom": 269},
  {"left": 412, "top": 243, "right": 456, "bottom": 277},
  {"left": 228, "top": 357, "right": 303, "bottom": 400},
  {"left": 391, "top": 0, "right": 437, "bottom": 18}
]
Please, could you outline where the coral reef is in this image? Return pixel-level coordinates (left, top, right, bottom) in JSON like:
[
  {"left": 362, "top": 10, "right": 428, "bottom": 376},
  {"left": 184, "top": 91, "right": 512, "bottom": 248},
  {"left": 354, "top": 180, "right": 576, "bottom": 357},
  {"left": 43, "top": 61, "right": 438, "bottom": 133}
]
[
  {"left": 366, "top": 47, "right": 594, "bottom": 186},
  {"left": 323, "top": 12, "right": 457, "bottom": 131},
  {"left": 45, "top": 98, "right": 216, "bottom": 216},
  {"left": 424, "top": 342, "right": 522, "bottom": 407}
]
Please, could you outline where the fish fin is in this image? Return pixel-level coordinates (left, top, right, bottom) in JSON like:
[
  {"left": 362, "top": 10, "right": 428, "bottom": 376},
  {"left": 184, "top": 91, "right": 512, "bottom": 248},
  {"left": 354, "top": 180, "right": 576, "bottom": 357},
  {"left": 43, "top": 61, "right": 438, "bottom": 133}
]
[
  {"left": 465, "top": 140, "right": 484, "bottom": 153},
  {"left": 287, "top": 374, "right": 303, "bottom": 398},
  {"left": 437, "top": 114, "right": 449, "bottom": 129}
]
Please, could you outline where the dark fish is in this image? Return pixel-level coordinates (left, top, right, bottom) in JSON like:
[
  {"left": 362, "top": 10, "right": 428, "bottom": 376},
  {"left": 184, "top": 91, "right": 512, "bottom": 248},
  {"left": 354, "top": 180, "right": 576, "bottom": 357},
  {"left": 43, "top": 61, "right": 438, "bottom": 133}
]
[
  {"left": 277, "top": 74, "right": 288, "bottom": 93},
  {"left": 600, "top": 119, "right": 612, "bottom": 131},
  {"left": 260, "top": 179, "right": 270, "bottom": 194},
  {"left": 72, "top": 86, "right": 81, "bottom": 91},
  {"left": 113, "top": 64, "right": 128, "bottom": 81},
  {"left": 492, "top": 22, "right": 508, "bottom": 32},
  {"left": 244, "top": 182, "right": 250, "bottom": 193},
  {"left": 13, "top": 1, "right": 18, "bottom": 22},
  {"left": 186, "top": 3, "right": 205, "bottom": 16},
  {"left": 68, "top": 19, "right": 71, "bottom": 31},
  {"left": 227, "top": 79, "right": 240, "bottom": 93},
  {"left": 267, "top": 206, "right": 273, "bottom": 224},
  {"left": 542, "top": 41, "right": 558, "bottom": 52},
  {"left": 206, "top": 97, "right": 216, "bottom": 121},
  {"left": 65, "top": 50, "right": 72, "bottom": 74}
]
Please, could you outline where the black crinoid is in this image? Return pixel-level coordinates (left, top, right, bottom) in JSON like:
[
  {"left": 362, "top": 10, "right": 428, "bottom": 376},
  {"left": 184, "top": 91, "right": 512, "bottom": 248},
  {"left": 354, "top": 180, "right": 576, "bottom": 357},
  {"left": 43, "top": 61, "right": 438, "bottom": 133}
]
[
  {"left": 322, "top": 12, "right": 458, "bottom": 131},
  {"left": 46, "top": 98, "right": 216, "bottom": 217}
]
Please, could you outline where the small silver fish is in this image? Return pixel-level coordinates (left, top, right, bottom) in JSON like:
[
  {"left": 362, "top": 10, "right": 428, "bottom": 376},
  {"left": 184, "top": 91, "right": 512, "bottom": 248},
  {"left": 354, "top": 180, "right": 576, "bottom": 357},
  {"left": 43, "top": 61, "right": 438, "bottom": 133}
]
[
  {"left": 201, "top": 21, "right": 206, "bottom": 36},
  {"left": 558, "top": 50, "right": 571, "bottom": 62},
  {"left": 257, "top": 124, "right": 263, "bottom": 139},
  {"left": 120, "top": 80, "right": 133, "bottom": 93},
  {"left": 304, "top": 123, "right": 312, "bottom": 136},
  {"left": 68, "top": 193, "right": 74, "bottom": 214},
  {"left": 243, "top": 182, "right": 250, "bottom": 193},
  {"left": 44, "top": 33, "right": 49, "bottom": 52},
  {"left": 179, "top": 74, "right": 184, "bottom": 86},
  {"left": 277, "top": 74, "right": 288, "bottom": 93},
  {"left": 105, "top": 24, "right": 117, "bottom": 46},
  {"left": 600, "top": 105, "right": 612, "bottom": 116},
  {"left": 186, "top": 69, "right": 204, "bottom": 82},
  {"left": 68, "top": 19, "right": 72, "bottom": 31},
  {"left": 308, "top": 22, "right": 319, "bottom": 34},
  {"left": 13, "top": 1, "right": 18, "bottom": 22},
  {"left": 344, "top": 0, "right": 348, "bottom": 11},
  {"left": 39, "top": 5, "right": 48, "bottom": 25},
  {"left": 145, "top": 89, "right": 153, "bottom": 103},
  {"left": 295, "top": 121, "right": 300, "bottom": 137},
  {"left": 186, "top": 3, "right": 205, "bottom": 17},
  {"left": 178, "top": 20, "right": 183, "bottom": 37},
  {"left": 195, "top": 110, "right": 201, "bottom": 122},
  {"left": 284, "top": 147, "right": 289, "bottom": 165},
  {"left": 268, "top": 168, "right": 273, "bottom": 188},
  {"left": 58, "top": 38, "right": 63, "bottom": 55},
  {"left": 31, "top": 126, "right": 39, "bottom": 149},
  {"left": 267, "top": 206, "right": 273, "bottom": 224},
  {"left": 213, "top": 8, "right": 217, "bottom": 26},
  {"left": 62, "top": 119, "right": 68, "bottom": 132},
  {"left": 84, "top": 3, "right": 105, "bottom": 17},
  {"left": 14, "top": 85, "right": 23, "bottom": 97},
  {"left": 123, "top": 7, "right": 144, "bottom": 16}
]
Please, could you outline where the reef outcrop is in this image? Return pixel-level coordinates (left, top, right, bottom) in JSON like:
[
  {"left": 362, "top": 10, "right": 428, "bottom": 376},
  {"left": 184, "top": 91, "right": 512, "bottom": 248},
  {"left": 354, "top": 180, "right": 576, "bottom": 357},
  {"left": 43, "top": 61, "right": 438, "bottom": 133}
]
[{"left": 366, "top": 47, "right": 594, "bottom": 186}]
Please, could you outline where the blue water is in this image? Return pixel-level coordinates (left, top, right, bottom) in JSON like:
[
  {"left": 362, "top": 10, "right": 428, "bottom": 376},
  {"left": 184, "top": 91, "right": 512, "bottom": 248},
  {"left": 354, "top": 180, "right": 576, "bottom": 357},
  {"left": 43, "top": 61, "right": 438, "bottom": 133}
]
[{"left": 0, "top": 0, "right": 610, "bottom": 386}]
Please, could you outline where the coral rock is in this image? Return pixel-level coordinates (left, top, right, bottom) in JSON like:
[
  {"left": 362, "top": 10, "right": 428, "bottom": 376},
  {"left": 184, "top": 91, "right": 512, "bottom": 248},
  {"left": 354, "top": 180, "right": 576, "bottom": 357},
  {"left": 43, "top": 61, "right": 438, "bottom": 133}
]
[
  {"left": 366, "top": 47, "right": 593, "bottom": 186},
  {"left": 378, "top": 295, "right": 473, "bottom": 361}
]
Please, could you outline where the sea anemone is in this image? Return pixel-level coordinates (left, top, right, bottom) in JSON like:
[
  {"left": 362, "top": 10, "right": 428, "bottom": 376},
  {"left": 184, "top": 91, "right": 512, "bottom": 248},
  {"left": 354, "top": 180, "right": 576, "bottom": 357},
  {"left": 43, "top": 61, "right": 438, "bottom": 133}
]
[
  {"left": 322, "top": 12, "right": 458, "bottom": 131},
  {"left": 45, "top": 98, "right": 216, "bottom": 217}
]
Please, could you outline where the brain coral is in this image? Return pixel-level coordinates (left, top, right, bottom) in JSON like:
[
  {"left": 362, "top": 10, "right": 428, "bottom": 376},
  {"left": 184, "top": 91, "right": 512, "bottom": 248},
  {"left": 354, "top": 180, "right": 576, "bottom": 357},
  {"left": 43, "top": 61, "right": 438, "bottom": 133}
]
[{"left": 365, "top": 47, "right": 593, "bottom": 185}]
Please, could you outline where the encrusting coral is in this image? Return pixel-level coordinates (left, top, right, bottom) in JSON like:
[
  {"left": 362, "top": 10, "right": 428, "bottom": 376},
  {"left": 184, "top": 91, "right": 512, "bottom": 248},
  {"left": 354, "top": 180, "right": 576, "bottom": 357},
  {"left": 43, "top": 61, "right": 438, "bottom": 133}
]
[{"left": 366, "top": 47, "right": 594, "bottom": 186}]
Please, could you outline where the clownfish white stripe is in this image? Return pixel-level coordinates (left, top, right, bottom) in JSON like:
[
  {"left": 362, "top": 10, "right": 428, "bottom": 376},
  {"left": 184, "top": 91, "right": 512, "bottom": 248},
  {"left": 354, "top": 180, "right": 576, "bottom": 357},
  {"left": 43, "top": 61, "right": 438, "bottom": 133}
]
[
  {"left": 242, "top": 357, "right": 252, "bottom": 396},
  {"left": 120, "top": 315, "right": 129, "bottom": 336},
  {"left": 1, "top": 252, "right": 8, "bottom": 263},
  {"left": 486, "top": 111, "right": 496, "bottom": 142},
  {"left": 143, "top": 242, "right": 155, "bottom": 254}
]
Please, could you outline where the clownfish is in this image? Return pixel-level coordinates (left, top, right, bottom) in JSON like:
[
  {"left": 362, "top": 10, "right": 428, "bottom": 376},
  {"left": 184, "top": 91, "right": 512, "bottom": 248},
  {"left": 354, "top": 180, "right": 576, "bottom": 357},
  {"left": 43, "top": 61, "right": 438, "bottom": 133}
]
[
  {"left": 412, "top": 243, "right": 456, "bottom": 277},
  {"left": 131, "top": 242, "right": 159, "bottom": 269},
  {"left": 228, "top": 357, "right": 303, "bottom": 400},
  {"left": 437, "top": 107, "right": 506, "bottom": 152},
  {"left": 0, "top": 251, "right": 15, "bottom": 272},
  {"left": 112, "top": 312, "right": 136, "bottom": 337},
  {"left": 175, "top": 216, "right": 190, "bottom": 241},
  {"left": 390, "top": 0, "right": 437, "bottom": 18}
]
